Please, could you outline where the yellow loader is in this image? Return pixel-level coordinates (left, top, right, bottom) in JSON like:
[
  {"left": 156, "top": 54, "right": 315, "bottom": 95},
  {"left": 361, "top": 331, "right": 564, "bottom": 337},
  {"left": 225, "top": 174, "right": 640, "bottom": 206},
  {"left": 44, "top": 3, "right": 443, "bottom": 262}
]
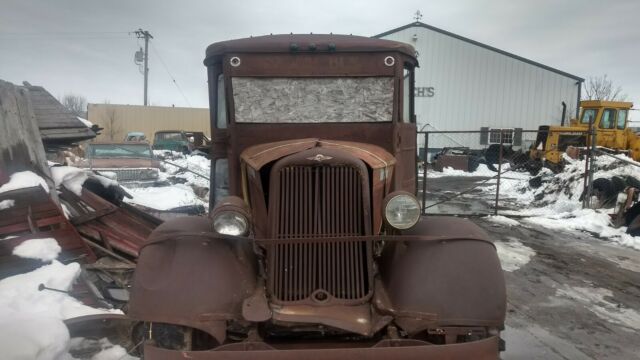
[{"left": 530, "top": 100, "right": 638, "bottom": 170}]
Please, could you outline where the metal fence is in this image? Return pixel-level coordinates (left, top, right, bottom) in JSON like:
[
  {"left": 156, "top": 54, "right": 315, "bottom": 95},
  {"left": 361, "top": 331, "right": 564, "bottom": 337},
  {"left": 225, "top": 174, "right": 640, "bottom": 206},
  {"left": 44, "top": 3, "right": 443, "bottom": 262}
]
[{"left": 416, "top": 126, "right": 602, "bottom": 216}]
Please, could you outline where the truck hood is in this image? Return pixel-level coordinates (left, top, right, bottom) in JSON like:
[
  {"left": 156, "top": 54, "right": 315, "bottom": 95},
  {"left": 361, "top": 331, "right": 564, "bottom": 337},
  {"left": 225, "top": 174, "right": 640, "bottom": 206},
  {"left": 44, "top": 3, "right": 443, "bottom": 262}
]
[{"left": 240, "top": 138, "right": 396, "bottom": 171}]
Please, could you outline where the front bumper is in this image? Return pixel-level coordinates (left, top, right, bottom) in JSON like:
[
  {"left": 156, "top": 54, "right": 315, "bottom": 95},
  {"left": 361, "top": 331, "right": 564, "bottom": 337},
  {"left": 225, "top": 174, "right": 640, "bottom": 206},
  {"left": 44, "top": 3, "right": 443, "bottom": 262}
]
[{"left": 143, "top": 336, "right": 500, "bottom": 359}]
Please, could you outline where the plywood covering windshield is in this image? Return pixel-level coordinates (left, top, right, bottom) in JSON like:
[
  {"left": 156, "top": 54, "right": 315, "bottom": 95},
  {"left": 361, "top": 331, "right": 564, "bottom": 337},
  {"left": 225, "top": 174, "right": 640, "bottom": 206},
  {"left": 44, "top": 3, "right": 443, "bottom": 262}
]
[{"left": 232, "top": 77, "right": 393, "bottom": 123}]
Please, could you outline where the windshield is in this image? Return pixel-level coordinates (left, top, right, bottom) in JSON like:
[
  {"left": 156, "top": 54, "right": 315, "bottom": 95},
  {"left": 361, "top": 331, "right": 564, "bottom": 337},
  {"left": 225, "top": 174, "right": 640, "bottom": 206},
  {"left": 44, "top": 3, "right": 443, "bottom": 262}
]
[
  {"left": 580, "top": 108, "right": 598, "bottom": 124},
  {"left": 232, "top": 77, "right": 394, "bottom": 123},
  {"left": 155, "top": 132, "right": 185, "bottom": 141},
  {"left": 89, "top": 144, "right": 152, "bottom": 158}
]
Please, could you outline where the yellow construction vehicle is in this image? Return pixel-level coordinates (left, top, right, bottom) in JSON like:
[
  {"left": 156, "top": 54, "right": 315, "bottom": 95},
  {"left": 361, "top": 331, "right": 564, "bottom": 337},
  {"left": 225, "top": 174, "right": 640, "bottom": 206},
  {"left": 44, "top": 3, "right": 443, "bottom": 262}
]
[{"left": 530, "top": 100, "right": 639, "bottom": 169}]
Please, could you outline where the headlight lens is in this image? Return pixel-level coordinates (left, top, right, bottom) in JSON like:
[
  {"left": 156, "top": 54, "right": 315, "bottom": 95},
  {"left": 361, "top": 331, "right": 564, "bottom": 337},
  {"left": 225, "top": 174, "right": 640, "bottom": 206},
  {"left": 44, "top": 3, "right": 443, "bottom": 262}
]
[
  {"left": 384, "top": 193, "right": 421, "bottom": 230},
  {"left": 212, "top": 210, "right": 248, "bottom": 236}
]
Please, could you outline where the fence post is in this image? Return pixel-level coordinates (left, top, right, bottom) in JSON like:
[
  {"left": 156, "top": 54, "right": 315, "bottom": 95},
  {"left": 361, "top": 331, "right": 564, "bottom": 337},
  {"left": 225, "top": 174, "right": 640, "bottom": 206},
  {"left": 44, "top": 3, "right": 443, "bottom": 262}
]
[
  {"left": 422, "top": 131, "right": 429, "bottom": 214},
  {"left": 582, "top": 119, "right": 596, "bottom": 208},
  {"left": 494, "top": 131, "right": 504, "bottom": 215}
]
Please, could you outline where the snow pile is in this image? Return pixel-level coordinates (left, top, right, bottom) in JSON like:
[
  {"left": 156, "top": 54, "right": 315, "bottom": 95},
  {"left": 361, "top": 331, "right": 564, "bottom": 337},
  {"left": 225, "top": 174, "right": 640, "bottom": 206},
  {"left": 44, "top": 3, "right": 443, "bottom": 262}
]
[
  {"left": 428, "top": 164, "right": 497, "bottom": 178},
  {"left": 0, "top": 171, "right": 49, "bottom": 194},
  {"left": 0, "top": 261, "right": 122, "bottom": 359},
  {"left": 12, "top": 238, "right": 61, "bottom": 262},
  {"left": 124, "top": 183, "right": 207, "bottom": 210},
  {"left": 69, "top": 338, "right": 138, "bottom": 360},
  {"left": 0, "top": 199, "right": 15, "bottom": 210},
  {"left": 0, "top": 237, "right": 123, "bottom": 359},
  {"left": 0, "top": 316, "right": 70, "bottom": 360},
  {"left": 160, "top": 153, "right": 210, "bottom": 189},
  {"left": 50, "top": 166, "right": 89, "bottom": 196},
  {"left": 123, "top": 152, "right": 211, "bottom": 211},
  {"left": 492, "top": 154, "right": 640, "bottom": 250}
]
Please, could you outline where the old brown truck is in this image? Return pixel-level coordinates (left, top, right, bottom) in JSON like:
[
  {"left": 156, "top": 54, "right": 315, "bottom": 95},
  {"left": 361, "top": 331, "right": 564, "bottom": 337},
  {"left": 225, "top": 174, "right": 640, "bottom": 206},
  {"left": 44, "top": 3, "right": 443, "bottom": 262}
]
[{"left": 125, "top": 34, "right": 506, "bottom": 358}]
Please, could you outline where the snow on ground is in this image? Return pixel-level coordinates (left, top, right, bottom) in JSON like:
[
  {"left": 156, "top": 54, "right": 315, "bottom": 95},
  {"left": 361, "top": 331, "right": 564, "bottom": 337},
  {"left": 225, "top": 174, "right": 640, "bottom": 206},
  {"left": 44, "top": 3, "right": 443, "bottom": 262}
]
[
  {"left": 12, "top": 238, "right": 61, "bottom": 262},
  {"left": 124, "top": 183, "right": 206, "bottom": 210},
  {"left": 159, "top": 152, "right": 210, "bottom": 189},
  {"left": 469, "top": 154, "right": 640, "bottom": 251},
  {"left": 0, "top": 238, "right": 123, "bottom": 359},
  {"left": 0, "top": 199, "right": 15, "bottom": 210},
  {"left": 0, "top": 171, "right": 49, "bottom": 194},
  {"left": 122, "top": 152, "right": 211, "bottom": 211},
  {"left": 554, "top": 285, "right": 640, "bottom": 332},
  {"left": 427, "top": 164, "right": 497, "bottom": 178},
  {"left": 486, "top": 215, "right": 520, "bottom": 227},
  {"left": 494, "top": 237, "right": 536, "bottom": 272}
]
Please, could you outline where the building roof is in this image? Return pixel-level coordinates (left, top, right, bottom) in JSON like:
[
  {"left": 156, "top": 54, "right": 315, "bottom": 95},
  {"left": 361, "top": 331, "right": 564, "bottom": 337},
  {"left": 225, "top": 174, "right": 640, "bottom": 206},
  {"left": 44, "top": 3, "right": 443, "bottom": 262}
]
[
  {"left": 204, "top": 34, "right": 417, "bottom": 65},
  {"left": 21, "top": 82, "right": 96, "bottom": 147},
  {"left": 373, "top": 22, "right": 583, "bottom": 82}
]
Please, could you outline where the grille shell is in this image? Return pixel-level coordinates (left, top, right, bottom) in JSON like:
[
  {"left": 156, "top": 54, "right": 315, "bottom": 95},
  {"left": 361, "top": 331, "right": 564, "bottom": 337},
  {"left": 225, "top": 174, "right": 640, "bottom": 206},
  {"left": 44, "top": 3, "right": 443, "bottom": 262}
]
[{"left": 266, "top": 149, "right": 373, "bottom": 305}]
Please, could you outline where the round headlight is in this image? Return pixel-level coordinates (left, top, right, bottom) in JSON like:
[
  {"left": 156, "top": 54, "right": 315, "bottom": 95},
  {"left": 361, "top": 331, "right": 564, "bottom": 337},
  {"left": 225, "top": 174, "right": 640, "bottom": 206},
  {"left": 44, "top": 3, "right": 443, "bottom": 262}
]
[
  {"left": 212, "top": 211, "right": 248, "bottom": 236},
  {"left": 384, "top": 193, "right": 421, "bottom": 230}
]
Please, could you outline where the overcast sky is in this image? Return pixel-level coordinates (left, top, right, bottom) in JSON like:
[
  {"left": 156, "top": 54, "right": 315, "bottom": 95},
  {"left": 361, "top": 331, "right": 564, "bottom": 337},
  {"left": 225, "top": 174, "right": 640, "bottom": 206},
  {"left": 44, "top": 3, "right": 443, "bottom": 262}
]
[{"left": 1, "top": 0, "right": 638, "bottom": 111}]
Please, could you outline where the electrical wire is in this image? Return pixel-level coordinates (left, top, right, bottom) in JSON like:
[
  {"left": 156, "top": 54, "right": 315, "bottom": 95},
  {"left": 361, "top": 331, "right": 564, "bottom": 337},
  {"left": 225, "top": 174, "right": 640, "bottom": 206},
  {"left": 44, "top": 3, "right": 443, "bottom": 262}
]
[
  {"left": 0, "top": 31, "right": 131, "bottom": 40},
  {"left": 149, "top": 41, "right": 192, "bottom": 107}
]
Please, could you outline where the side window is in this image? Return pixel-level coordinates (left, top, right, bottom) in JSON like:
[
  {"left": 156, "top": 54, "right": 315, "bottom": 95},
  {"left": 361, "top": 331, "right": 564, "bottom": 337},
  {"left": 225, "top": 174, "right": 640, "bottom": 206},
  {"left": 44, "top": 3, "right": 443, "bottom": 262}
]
[
  {"left": 580, "top": 109, "right": 597, "bottom": 124},
  {"left": 402, "top": 66, "right": 415, "bottom": 123},
  {"left": 617, "top": 109, "right": 628, "bottom": 130},
  {"left": 216, "top": 74, "right": 227, "bottom": 129},
  {"left": 600, "top": 109, "right": 615, "bottom": 129}
]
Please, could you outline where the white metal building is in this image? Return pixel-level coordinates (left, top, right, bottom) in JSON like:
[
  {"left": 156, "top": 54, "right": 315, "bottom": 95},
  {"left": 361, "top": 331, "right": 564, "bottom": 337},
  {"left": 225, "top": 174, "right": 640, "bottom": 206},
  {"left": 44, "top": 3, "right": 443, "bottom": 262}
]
[{"left": 375, "top": 22, "right": 583, "bottom": 153}]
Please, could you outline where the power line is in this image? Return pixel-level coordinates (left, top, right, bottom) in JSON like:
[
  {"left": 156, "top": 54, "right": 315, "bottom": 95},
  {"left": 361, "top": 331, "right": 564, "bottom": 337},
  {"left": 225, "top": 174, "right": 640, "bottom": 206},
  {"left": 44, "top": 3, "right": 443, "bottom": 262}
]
[
  {"left": 1, "top": 31, "right": 130, "bottom": 35},
  {"left": 149, "top": 41, "right": 192, "bottom": 107},
  {"left": 0, "top": 31, "right": 131, "bottom": 39}
]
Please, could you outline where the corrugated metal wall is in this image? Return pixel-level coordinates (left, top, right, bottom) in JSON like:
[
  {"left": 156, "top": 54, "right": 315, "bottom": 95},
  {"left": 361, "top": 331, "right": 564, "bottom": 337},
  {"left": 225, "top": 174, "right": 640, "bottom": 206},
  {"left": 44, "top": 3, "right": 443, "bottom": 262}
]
[
  {"left": 87, "top": 104, "right": 210, "bottom": 142},
  {"left": 380, "top": 25, "right": 581, "bottom": 150}
]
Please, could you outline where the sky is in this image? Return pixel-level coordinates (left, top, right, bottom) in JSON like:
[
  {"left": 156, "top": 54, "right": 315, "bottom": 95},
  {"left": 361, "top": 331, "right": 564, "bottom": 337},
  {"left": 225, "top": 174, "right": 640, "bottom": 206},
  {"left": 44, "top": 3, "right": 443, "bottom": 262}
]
[{"left": 1, "top": 0, "right": 638, "bottom": 111}]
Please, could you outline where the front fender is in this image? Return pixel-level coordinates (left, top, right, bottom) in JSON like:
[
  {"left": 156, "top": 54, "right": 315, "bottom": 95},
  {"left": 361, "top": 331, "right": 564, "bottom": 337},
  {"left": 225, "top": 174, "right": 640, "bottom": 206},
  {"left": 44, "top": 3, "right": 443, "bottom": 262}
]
[
  {"left": 379, "top": 216, "right": 505, "bottom": 333},
  {"left": 128, "top": 216, "right": 257, "bottom": 343}
]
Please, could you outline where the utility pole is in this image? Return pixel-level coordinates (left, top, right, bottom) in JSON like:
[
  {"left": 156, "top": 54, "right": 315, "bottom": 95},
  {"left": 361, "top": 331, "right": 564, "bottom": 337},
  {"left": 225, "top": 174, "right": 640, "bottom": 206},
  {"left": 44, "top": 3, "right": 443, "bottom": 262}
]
[{"left": 134, "top": 29, "right": 153, "bottom": 106}]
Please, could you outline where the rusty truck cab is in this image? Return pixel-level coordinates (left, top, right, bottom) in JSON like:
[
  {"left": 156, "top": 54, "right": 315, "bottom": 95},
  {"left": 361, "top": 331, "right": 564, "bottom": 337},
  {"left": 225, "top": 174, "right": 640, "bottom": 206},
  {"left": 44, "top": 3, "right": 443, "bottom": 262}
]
[{"left": 128, "top": 34, "right": 506, "bottom": 359}]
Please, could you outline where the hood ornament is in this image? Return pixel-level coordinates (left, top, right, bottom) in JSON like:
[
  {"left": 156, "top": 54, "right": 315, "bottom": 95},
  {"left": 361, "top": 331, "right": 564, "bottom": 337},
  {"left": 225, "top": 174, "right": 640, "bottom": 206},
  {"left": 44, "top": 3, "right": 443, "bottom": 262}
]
[{"left": 307, "top": 154, "right": 333, "bottom": 162}]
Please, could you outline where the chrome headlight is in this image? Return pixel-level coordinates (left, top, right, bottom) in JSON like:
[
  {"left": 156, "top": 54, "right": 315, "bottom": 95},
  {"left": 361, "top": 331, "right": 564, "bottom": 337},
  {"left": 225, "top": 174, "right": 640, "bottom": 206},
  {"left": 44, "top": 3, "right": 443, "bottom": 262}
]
[
  {"left": 212, "top": 211, "right": 248, "bottom": 236},
  {"left": 211, "top": 196, "right": 251, "bottom": 236},
  {"left": 384, "top": 192, "right": 421, "bottom": 230}
]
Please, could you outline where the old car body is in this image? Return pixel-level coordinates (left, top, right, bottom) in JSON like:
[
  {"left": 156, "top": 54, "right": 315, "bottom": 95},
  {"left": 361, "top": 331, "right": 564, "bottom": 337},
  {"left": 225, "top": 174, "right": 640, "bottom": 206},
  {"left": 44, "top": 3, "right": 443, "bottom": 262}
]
[
  {"left": 79, "top": 141, "right": 161, "bottom": 186},
  {"left": 124, "top": 131, "right": 147, "bottom": 142},
  {"left": 152, "top": 130, "right": 194, "bottom": 153},
  {"left": 128, "top": 34, "right": 506, "bottom": 359}
]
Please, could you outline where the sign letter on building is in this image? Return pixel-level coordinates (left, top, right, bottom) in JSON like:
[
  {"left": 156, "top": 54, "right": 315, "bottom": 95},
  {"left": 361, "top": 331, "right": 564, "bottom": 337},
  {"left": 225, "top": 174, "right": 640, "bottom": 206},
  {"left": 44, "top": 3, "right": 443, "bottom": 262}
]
[{"left": 415, "top": 87, "right": 435, "bottom": 97}]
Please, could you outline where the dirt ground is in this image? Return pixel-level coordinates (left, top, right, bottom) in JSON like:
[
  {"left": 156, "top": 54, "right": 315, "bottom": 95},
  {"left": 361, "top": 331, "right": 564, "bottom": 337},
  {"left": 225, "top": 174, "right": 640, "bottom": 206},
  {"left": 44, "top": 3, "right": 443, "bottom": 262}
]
[{"left": 425, "top": 176, "right": 640, "bottom": 359}]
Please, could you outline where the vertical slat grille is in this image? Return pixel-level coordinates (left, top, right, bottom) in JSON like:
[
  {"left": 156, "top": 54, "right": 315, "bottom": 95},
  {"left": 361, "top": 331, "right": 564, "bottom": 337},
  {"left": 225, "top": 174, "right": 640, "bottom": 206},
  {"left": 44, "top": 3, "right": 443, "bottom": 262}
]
[
  {"left": 269, "top": 165, "right": 370, "bottom": 303},
  {"left": 278, "top": 165, "right": 362, "bottom": 238}
]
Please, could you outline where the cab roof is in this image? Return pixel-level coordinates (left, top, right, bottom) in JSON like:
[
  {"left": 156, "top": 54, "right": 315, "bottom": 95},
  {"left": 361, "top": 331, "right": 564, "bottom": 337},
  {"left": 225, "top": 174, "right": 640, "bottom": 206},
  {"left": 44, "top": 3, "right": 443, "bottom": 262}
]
[
  {"left": 580, "top": 100, "right": 633, "bottom": 109},
  {"left": 204, "top": 34, "right": 417, "bottom": 65}
]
